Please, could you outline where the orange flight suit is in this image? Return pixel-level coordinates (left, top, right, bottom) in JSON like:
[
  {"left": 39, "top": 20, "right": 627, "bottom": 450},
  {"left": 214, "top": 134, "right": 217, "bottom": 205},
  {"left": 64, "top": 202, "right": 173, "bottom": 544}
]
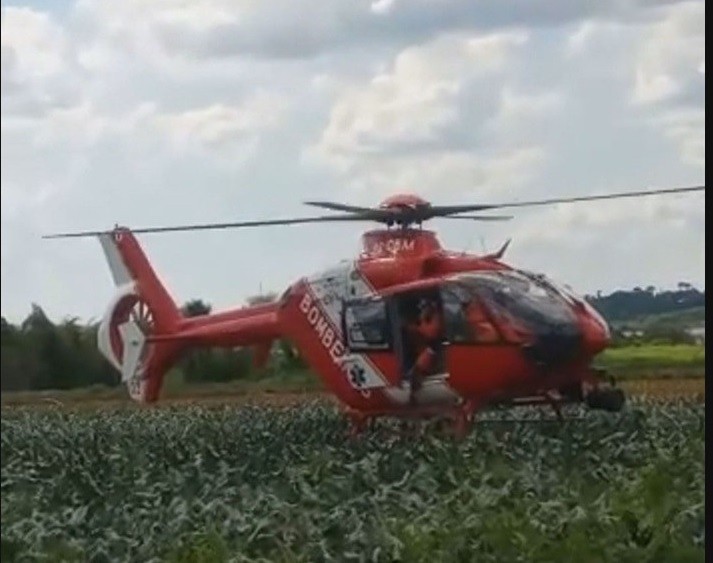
[
  {"left": 464, "top": 300, "right": 499, "bottom": 343},
  {"left": 405, "top": 306, "right": 443, "bottom": 385}
]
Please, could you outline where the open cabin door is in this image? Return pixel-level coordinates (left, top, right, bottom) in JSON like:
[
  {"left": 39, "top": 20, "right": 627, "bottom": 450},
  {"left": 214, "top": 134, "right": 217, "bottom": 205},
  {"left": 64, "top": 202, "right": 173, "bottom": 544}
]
[
  {"left": 340, "top": 281, "right": 503, "bottom": 388},
  {"left": 341, "top": 284, "right": 467, "bottom": 406},
  {"left": 383, "top": 285, "right": 448, "bottom": 382},
  {"left": 380, "top": 280, "right": 504, "bottom": 382},
  {"left": 380, "top": 283, "right": 463, "bottom": 406}
]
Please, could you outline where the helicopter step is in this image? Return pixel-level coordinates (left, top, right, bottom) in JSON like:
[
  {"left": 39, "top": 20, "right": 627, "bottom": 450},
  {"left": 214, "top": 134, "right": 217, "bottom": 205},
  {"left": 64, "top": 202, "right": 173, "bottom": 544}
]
[
  {"left": 345, "top": 397, "right": 478, "bottom": 439},
  {"left": 385, "top": 373, "right": 461, "bottom": 406}
]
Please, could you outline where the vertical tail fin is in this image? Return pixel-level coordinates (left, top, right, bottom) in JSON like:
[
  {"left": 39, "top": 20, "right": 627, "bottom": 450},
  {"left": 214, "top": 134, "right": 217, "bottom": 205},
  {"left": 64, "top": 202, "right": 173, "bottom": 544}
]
[
  {"left": 96, "top": 228, "right": 182, "bottom": 402},
  {"left": 98, "top": 228, "right": 181, "bottom": 331}
]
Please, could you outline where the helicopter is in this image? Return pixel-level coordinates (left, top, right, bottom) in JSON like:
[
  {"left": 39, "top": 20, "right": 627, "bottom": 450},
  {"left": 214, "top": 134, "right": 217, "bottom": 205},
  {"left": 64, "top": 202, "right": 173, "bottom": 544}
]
[{"left": 46, "top": 184, "right": 704, "bottom": 436}]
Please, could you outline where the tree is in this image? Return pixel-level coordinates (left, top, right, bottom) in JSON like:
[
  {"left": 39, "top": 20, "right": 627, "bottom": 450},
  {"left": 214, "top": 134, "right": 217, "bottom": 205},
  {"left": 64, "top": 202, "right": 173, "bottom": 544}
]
[
  {"left": 177, "top": 299, "right": 253, "bottom": 384},
  {"left": 5, "top": 283, "right": 701, "bottom": 394},
  {"left": 181, "top": 299, "right": 212, "bottom": 317},
  {"left": 246, "top": 293, "right": 278, "bottom": 306},
  {"left": 244, "top": 292, "right": 308, "bottom": 371},
  {"left": 1, "top": 316, "right": 38, "bottom": 392}
]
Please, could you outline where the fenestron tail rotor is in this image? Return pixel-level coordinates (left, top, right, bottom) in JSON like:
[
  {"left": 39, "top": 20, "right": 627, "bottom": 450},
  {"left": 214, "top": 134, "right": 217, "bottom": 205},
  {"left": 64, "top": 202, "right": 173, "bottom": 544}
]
[{"left": 43, "top": 184, "right": 704, "bottom": 238}]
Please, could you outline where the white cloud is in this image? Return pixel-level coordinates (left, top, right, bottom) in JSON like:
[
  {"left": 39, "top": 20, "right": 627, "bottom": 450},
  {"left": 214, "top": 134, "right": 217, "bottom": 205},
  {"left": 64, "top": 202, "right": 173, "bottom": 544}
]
[
  {"left": 304, "top": 30, "right": 553, "bottom": 204},
  {"left": 630, "top": 3, "right": 705, "bottom": 169},
  {"left": 3, "top": 91, "right": 287, "bottom": 163},
  {"left": 371, "top": 0, "right": 397, "bottom": 15},
  {"left": 650, "top": 109, "right": 705, "bottom": 168},
  {"left": 309, "top": 31, "right": 529, "bottom": 167},
  {"left": 633, "top": 68, "right": 680, "bottom": 105},
  {"left": 327, "top": 146, "right": 547, "bottom": 201},
  {"left": 73, "top": 0, "right": 695, "bottom": 63},
  {"left": 1, "top": 7, "right": 67, "bottom": 76},
  {"left": 1, "top": 7, "right": 84, "bottom": 116},
  {"left": 490, "top": 88, "right": 563, "bottom": 135},
  {"left": 153, "top": 93, "right": 287, "bottom": 153},
  {"left": 505, "top": 193, "right": 705, "bottom": 294},
  {"left": 559, "top": 2, "right": 704, "bottom": 171},
  {"left": 630, "top": 1, "right": 704, "bottom": 105},
  {"left": 566, "top": 21, "right": 602, "bottom": 56}
]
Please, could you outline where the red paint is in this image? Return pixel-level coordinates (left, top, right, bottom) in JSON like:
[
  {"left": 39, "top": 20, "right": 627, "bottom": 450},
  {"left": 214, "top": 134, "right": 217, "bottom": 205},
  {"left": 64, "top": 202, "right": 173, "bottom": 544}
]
[{"left": 378, "top": 193, "right": 430, "bottom": 210}]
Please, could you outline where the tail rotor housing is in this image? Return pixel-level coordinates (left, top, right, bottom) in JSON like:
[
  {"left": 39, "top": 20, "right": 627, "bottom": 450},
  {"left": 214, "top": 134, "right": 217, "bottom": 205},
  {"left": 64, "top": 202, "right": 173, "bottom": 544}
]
[{"left": 96, "top": 230, "right": 182, "bottom": 402}]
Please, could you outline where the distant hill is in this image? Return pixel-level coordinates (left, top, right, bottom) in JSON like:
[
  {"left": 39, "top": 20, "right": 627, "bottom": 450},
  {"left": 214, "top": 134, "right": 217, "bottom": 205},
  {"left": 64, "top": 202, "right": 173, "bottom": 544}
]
[
  {"left": 606, "top": 306, "right": 705, "bottom": 331},
  {"left": 584, "top": 285, "right": 705, "bottom": 327}
]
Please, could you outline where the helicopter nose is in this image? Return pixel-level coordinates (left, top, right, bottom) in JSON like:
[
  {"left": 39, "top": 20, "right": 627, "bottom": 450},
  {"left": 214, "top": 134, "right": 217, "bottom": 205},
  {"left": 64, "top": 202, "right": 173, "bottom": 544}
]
[{"left": 579, "top": 306, "right": 611, "bottom": 356}]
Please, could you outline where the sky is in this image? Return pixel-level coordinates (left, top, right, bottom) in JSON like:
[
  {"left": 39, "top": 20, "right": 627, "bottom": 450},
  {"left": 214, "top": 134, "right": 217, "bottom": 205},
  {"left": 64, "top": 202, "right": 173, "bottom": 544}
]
[{"left": 1, "top": 0, "right": 706, "bottom": 323}]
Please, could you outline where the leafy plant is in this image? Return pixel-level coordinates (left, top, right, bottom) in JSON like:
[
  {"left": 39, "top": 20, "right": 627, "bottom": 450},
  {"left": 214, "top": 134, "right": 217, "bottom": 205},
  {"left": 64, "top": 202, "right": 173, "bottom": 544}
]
[{"left": 1, "top": 400, "right": 705, "bottom": 561}]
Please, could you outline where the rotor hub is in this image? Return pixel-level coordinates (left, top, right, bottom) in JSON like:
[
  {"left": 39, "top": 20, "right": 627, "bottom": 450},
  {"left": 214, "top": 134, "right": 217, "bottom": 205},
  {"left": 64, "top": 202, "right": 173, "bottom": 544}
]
[
  {"left": 377, "top": 193, "right": 432, "bottom": 227},
  {"left": 378, "top": 193, "right": 431, "bottom": 212}
]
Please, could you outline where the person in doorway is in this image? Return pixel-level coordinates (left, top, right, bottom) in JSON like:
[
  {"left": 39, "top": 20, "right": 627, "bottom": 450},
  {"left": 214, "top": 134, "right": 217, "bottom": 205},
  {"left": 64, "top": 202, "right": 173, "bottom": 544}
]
[{"left": 404, "top": 297, "right": 444, "bottom": 400}]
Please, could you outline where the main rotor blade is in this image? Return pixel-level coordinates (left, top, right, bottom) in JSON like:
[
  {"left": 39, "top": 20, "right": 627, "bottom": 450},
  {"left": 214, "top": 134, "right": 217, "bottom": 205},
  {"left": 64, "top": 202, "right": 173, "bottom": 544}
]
[
  {"left": 303, "top": 201, "right": 376, "bottom": 213},
  {"left": 302, "top": 200, "right": 399, "bottom": 222},
  {"left": 44, "top": 185, "right": 703, "bottom": 239},
  {"left": 42, "top": 214, "right": 372, "bottom": 239},
  {"left": 440, "top": 214, "right": 513, "bottom": 221},
  {"left": 430, "top": 185, "right": 705, "bottom": 216}
]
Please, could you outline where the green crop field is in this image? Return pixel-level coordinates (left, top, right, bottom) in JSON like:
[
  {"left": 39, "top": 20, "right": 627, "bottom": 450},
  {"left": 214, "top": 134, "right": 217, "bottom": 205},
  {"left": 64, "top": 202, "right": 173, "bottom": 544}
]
[
  {"left": 597, "top": 344, "right": 705, "bottom": 377},
  {"left": 1, "top": 401, "right": 705, "bottom": 562}
]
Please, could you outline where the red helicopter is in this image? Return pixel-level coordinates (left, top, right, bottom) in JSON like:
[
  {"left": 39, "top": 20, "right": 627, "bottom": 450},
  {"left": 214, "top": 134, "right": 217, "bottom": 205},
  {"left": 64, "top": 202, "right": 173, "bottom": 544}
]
[{"left": 46, "top": 185, "right": 704, "bottom": 435}]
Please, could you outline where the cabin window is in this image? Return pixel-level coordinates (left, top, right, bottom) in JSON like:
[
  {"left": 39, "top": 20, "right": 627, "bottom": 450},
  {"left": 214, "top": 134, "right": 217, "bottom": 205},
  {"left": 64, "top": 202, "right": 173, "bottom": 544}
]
[
  {"left": 440, "top": 283, "right": 502, "bottom": 344},
  {"left": 440, "top": 285, "right": 473, "bottom": 343},
  {"left": 343, "top": 297, "right": 391, "bottom": 351}
]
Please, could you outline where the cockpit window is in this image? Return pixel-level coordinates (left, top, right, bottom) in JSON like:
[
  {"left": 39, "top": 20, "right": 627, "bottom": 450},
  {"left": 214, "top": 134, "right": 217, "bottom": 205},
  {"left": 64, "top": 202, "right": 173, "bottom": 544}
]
[
  {"left": 440, "top": 284, "right": 502, "bottom": 344},
  {"left": 343, "top": 297, "right": 391, "bottom": 351},
  {"left": 436, "top": 270, "right": 579, "bottom": 346},
  {"left": 454, "top": 271, "right": 577, "bottom": 336}
]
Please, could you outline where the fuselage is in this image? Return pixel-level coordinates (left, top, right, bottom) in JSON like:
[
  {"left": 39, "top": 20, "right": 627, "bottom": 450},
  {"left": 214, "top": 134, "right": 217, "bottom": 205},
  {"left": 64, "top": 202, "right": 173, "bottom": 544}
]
[
  {"left": 93, "top": 225, "right": 612, "bottom": 408},
  {"left": 276, "top": 228, "right": 611, "bottom": 414}
]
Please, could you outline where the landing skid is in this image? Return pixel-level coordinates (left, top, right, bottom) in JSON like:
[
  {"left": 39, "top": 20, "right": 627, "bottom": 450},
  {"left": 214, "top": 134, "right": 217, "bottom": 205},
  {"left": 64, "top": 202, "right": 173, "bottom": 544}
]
[
  {"left": 346, "top": 399, "right": 478, "bottom": 440},
  {"left": 345, "top": 371, "right": 626, "bottom": 439}
]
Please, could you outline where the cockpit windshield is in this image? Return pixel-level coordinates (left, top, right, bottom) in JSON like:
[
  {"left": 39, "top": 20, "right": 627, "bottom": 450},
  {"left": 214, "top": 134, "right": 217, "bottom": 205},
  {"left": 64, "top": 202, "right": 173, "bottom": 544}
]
[{"left": 451, "top": 270, "right": 577, "bottom": 335}]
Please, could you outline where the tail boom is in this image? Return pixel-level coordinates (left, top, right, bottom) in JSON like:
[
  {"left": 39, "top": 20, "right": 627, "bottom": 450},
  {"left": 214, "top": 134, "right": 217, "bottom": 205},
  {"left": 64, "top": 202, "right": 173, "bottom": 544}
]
[
  {"left": 96, "top": 227, "right": 282, "bottom": 403},
  {"left": 149, "top": 309, "right": 281, "bottom": 347}
]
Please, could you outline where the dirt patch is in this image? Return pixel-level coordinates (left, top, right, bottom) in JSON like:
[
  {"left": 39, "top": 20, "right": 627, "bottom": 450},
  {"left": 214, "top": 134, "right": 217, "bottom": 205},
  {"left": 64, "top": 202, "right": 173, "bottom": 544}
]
[
  {"left": 619, "top": 377, "right": 704, "bottom": 400},
  {"left": 2, "top": 376, "right": 704, "bottom": 412}
]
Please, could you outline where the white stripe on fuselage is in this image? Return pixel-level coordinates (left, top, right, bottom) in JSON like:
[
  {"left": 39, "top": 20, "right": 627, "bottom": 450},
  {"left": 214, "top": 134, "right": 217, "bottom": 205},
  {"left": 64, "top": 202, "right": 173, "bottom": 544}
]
[{"left": 303, "top": 263, "right": 388, "bottom": 392}]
